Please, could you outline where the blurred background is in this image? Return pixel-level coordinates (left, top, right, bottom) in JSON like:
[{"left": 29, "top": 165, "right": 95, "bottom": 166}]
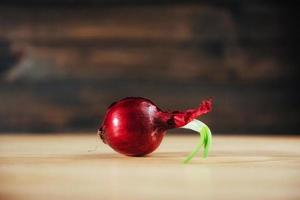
[{"left": 0, "top": 1, "right": 298, "bottom": 134}]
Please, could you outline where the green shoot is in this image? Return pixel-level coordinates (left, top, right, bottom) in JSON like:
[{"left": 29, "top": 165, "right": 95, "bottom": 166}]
[{"left": 181, "top": 119, "right": 212, "bottom": 163}]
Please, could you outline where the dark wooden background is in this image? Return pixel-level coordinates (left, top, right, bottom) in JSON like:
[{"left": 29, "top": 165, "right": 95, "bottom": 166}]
[{"left": 0, "top": 1, "right": 298, "bottom": 134}]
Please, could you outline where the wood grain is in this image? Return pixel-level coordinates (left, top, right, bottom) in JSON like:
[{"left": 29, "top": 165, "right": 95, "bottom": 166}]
[{"left": 0, "top": 134, "right": 300, "bottom": 200}]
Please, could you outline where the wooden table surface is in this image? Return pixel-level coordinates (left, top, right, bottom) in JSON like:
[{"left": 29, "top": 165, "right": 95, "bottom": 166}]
[{"left": 0, "top": 134, "right": 300, "bottom": 200}]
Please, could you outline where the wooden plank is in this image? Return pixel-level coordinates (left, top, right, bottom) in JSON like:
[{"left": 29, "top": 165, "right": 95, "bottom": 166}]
[
  {"left": 0, "top": 134, "right": 300, "bottom": 200},
  {"left": 0, "top": 5, "right": 229, "bottom": 41},
  {"left": 0, "top": 4, "right": 286, "bottom": 42},
  {"left": 0, "top": 82, "right": 298, "bottom": 133},
  {"left": 3, "top": 43, "right": 294, "bottom": 82}
]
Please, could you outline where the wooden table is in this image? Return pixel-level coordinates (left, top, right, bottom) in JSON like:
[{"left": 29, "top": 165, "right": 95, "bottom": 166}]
[{"left": 0, "top": 134, "right": 300, "bottom": 200}]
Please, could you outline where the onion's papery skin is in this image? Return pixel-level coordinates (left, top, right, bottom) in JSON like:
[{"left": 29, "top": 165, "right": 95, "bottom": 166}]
[{"left": 98, "top": 97, "right": 212, "bottom": 157}]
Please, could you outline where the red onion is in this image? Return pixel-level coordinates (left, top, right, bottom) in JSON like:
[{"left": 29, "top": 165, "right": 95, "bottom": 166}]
[{"left": 98, "top": 97, "right": 212, "bottom": 163}]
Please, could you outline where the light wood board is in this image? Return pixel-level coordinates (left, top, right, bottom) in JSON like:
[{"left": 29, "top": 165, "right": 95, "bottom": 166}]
[{"left": 0, "top": 134, "right": 300, "bottom": 200}]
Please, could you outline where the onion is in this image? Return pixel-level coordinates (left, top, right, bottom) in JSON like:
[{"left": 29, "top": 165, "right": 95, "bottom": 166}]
[{"left": 98, "top": 97, "right": 212, "bottom": 163}]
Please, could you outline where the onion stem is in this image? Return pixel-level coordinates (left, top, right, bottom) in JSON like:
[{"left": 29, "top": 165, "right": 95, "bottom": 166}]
[{"left": 181, "top": 119, "right": 212, "bottom": 163}]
